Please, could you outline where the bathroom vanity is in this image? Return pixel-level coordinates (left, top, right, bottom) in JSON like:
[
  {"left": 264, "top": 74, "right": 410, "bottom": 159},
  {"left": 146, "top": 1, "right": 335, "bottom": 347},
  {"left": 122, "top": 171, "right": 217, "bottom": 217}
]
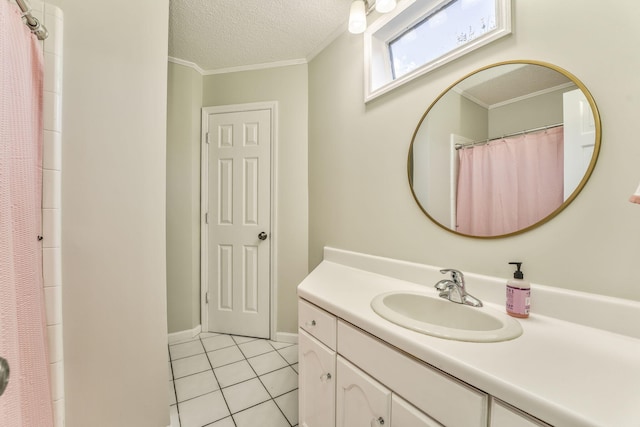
[{"left": 297, "top": 248, "right": 640, "bottom": 427}]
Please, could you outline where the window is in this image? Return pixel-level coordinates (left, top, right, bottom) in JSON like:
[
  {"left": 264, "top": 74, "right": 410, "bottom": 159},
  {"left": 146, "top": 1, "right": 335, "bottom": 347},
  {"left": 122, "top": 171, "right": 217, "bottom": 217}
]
[{"left": 364, "top": 0, "right": 512, "bottom": 102}]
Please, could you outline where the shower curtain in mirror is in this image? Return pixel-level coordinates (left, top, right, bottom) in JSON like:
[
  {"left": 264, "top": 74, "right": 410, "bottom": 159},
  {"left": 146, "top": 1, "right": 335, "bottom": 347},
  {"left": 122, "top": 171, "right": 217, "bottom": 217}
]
[
  {"left": 456, "top": 126, "right": 564, "bottom": 236},
  {"left": 0, "top": 1, "right": 54, "bottom": 426}
]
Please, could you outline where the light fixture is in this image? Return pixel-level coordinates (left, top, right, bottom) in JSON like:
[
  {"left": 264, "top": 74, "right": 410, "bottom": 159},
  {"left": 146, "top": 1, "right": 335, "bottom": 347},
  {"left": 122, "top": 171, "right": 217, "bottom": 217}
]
[
  {"left": 348, "top": 0, "right": 398, "bottom": 34},
  {"left": 348, "top": 0, "right": 367, "bottom": 34},
  {"left": 375, "top": 0, "right": 397, "bottom": 13}
]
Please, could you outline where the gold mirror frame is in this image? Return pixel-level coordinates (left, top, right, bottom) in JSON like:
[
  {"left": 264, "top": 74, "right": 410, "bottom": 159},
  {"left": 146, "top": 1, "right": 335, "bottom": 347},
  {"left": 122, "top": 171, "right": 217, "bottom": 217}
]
[{"left": 408, "top": 60, "right": 601, "bottom": 239}]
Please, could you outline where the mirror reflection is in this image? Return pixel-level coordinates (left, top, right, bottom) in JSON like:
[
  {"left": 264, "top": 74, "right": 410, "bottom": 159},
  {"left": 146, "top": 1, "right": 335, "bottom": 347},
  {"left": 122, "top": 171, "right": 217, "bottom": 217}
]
[{"left": 409, "top": 61, "right": 600, "bottom": 238}]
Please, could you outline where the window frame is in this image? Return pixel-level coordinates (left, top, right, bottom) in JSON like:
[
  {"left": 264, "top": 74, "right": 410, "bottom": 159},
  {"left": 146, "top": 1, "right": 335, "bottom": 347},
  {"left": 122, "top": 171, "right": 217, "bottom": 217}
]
[{"left": 363, "top": 0, "right": 512, "bottom": 102}]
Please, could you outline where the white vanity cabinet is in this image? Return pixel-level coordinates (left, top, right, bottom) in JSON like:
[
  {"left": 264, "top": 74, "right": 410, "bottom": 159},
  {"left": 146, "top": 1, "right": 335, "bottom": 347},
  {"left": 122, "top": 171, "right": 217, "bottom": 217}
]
[
  {"left": 336, "top": 355, "right": 443, "bottom": 427},
  {"left": 299, "top": 330, "right": 336, "bottom": 427},
  {"left": 490, "top": 399, "right": 551, "bottom": 427},
  {"left": 298, "top": 299, "right": 338, "bottom": 427},
  {"left": 337, "top": 320, "right": 488, "bottom": 427},
  {"left": 392, "top": 395, "right": 443, "bottom": 427},
  {"left": 299, "top": 298, "right": 480, "bottom": 427},
  {"left": 297, "top": 251, "right": 640, "bottom": 426},
  {"left": 336, "top": 356, "right": 390, "bottom": 427},
  {"left": 298, "top": 299, "right": 337, "bottom": 349}
]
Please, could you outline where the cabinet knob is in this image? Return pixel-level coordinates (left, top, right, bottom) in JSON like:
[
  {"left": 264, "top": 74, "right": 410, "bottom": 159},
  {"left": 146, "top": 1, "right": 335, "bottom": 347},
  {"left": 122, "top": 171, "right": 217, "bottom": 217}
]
[
  {"left": 305, "top": 320, "right": 316, "bottom": 327},
  {"left": 371, "top": 416, "right": 385, "bottom": 426},
  {"left": 320, "top": 372, "right": 332, "bottom": 382}
]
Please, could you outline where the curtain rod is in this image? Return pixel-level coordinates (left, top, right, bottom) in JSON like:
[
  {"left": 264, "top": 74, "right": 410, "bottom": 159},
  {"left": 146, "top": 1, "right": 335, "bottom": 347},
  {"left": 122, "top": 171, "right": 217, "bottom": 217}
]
[
  {"left": 14, "top": 0, "right": 48, "bottom": 40},
  {"left": 455, "top": 123, "right": 564, "bottom": 150}
]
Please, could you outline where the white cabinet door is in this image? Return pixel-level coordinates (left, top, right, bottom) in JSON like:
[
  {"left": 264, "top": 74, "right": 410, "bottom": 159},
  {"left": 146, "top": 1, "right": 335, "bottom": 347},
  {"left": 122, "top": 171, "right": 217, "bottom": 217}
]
[
  {"left": 392, "top": 395, "right": 443, "bottom": 427},
  {"left": 299, "top": 330, "right": 336, "bottom": 427},
  {"left": 336, "top": 356, "right": 391, "bottom": 427}
]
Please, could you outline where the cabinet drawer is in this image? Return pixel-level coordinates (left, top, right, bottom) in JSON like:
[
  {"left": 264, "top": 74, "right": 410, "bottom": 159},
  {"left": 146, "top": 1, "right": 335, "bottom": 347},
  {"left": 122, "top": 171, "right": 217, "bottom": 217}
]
[
  {"left": 490, "top": 399, "right": 551, "bottom": 427},
  {"left": 299, "top": 299, "right": 337, "bottom": 350},
  {"left": 338, "top": 321, "right": 488, "bottom": 427}
]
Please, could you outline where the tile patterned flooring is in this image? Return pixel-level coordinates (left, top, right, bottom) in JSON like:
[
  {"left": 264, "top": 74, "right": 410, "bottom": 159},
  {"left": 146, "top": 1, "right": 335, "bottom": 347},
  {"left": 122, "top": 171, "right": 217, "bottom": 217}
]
[{"left": 168, "top": 332, "right": 298, "bottom": 427}]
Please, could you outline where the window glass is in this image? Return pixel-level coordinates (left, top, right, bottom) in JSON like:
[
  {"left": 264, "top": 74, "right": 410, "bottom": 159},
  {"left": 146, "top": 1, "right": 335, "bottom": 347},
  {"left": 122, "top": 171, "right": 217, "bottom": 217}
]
[{"left": 389, "top": 0, "right": 497, "bottom": 79}]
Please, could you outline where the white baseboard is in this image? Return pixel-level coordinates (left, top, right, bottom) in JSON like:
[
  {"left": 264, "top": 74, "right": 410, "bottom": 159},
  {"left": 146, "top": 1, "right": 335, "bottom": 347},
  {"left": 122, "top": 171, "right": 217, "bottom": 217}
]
[
  {"left": 168, "top": 324, "right": 202, "bottom": 344},
  {"left": 274, "top": 331, "right": 298, "bottom": 344},
  {"left": 169, "top": 325, "right": 297, "bottom": 344}
]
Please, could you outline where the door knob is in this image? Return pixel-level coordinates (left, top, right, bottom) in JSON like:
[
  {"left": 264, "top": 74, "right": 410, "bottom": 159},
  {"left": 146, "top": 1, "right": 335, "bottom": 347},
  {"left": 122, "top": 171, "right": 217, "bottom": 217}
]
[
  {"left": 0, "top": 357, "right": 9, "bottom": 397},
  {"left": 258, "top": 232, "right": 268, "bottom": 241}
]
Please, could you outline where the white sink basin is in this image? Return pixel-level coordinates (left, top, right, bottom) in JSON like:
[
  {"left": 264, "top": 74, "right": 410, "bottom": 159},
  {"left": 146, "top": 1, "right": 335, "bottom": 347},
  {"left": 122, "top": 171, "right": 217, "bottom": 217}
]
[{"left": 371, "top": 291, "right": 522, "bottom": 342}]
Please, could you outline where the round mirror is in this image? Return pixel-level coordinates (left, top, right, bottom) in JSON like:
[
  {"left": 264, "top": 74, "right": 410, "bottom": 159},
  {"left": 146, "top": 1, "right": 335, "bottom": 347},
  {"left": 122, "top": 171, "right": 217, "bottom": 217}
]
[{"left": 408, "top": 60, "right": 601, "bottom": 238}]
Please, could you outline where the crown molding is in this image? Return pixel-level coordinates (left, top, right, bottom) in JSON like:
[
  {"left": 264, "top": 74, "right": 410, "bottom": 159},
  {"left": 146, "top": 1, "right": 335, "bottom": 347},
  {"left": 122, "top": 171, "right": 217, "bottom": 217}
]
[
  {"left": 168, "top": 57, "right": 206, "bottom": 74},
  {"left": 168, "top": 56, "right": 308, "bottom": 76}
]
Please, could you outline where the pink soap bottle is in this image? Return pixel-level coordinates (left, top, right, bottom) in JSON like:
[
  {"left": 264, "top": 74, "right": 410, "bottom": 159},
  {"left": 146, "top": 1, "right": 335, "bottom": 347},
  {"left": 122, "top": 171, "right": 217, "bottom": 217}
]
[{"left": 506, "top": 262, "right": 530, "bottom": 318}]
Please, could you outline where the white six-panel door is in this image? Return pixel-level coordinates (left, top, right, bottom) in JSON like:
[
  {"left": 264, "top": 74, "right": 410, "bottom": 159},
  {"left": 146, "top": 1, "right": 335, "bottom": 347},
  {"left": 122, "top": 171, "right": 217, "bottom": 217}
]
[
  {"left": 563, "top": 88, "right": 596, "bottom": 201},
  {"left": 204, "top": 107, "right": 271, "bottom": 338}
]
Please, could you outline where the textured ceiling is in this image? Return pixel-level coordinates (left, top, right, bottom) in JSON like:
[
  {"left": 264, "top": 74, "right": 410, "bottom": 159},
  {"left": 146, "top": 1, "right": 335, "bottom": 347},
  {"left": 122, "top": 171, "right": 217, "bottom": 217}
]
[{"left": 169, "top": 0, "right": 351, "bottom": 72}]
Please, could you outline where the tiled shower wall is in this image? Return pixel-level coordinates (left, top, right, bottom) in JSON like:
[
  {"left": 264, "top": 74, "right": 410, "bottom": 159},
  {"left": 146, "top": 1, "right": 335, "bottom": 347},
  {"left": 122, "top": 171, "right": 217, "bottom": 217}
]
[{"left": 31, "top": 1, "right": 64, "bottom": 426}]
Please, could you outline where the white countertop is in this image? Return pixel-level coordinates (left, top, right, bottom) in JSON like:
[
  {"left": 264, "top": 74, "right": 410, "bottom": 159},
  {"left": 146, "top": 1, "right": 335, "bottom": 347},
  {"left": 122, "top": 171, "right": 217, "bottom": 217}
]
[{"left": 297, "top": 250, "right": 640, "bottom": 427}]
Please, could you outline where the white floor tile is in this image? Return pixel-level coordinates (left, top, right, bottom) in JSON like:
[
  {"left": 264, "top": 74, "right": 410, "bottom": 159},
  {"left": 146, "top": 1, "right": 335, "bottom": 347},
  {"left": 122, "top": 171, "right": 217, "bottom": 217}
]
[
  {"left": 232, "top": 335, "right": 258, "bottom": 345},
  {"left": 178, "top": 391, "right": 230, "bottom": 427},
  {"left": 175, "top": 370, "right": 219, "bottom": 402},
  {"left": 169, "top": 381, "right": 176, "bottom": 405},
  {"left": 275, "top": 389, "right": 298, "bottom": 425},
  {"left": 260, "top": 366, "right": 298, "bottom": 398},
  {"left": 214, "top": 360, "right": 256, "bottom": 388},
  {"left": 172, "top": 353, "right": 211, "bottom": 379},
  {"left": 202, "top": 334, "right": 237, "bottom": 352},
  {"left": 209, "top": 417, "right": 235, "bottom": 427},
  {"left": 233, "top": 400, "right": 290, "bottom": 427},
  {"left": 170, "top": 340, "right": 205, "bottom": 360},
  {"left": 222, "top": 377, "right": 271, "bottom": 414},
  {"left": 169, "top": 404, "right": 180, "bottom": 427},
  {"left": 171, "top": 336, "right": 202, "bottom": 346},
  {"left": 167, "top": 334, "right": 300, "bottom": 427},
  {"left": 207, "top": 345, "right": 245, "bottom": 368},
  {"left": 277, "top": 345, "right": 298, "bottom": 364},
  {"left": 199, "top": 332, "right": 220, "bottom": 339},
  {"left": 269, "top": 341, "right": 293, "bottom": 350},
  {"left": 238, "top": 339, "right": 274, "bottom": 358},
  {"left": 248, "top": 351, "right": 288, "bottom": 376}
]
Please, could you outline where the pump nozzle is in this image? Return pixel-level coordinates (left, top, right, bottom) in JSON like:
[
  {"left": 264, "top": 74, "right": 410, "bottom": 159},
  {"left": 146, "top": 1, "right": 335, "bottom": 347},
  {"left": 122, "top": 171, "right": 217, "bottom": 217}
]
[{"left": 509, "top": 262, "right": 524, "bottom": 279}]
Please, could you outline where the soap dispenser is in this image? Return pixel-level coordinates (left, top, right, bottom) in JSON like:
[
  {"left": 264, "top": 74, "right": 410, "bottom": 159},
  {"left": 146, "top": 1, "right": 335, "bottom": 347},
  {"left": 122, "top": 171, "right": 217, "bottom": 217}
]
[{"left": 506, "top": 262, "right": 530, "bottom": 318}]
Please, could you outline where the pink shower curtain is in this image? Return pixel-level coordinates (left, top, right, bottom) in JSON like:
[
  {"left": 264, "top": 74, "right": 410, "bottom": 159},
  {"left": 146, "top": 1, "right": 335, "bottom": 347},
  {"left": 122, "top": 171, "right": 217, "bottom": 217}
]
[
  {"left": 456, "top": 126, "right": 564, "bottom": 236},
  {"left": 0, "top": 2, "right": 54, "bottom": 426}
]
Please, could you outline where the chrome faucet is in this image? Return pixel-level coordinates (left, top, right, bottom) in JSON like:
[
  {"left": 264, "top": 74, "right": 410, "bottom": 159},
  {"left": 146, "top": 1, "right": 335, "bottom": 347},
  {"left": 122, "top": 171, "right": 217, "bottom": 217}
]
[{"left": 435, "top": 269, "right": 483, "bottom": 307}]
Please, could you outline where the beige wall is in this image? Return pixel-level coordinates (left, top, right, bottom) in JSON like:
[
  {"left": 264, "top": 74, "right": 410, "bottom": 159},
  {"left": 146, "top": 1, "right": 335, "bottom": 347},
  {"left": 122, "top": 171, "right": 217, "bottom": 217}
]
[
  {"left": 165, "top": 64, "right": 309, "bottom": 335},
  {"left": 309, "top": 0, "right": 640, "bottom": 302},
  {"left": 413, "top": 90, "right": 488, "bottom": 224},
  {"left": 167, "top": 62, "right": 203, "bottom": 333},
  {"left": 489, "top": 87, "right": 569, "bottom": 137},
  {"left": 61, "top": 1, "right": 170, "bottom": 426}
]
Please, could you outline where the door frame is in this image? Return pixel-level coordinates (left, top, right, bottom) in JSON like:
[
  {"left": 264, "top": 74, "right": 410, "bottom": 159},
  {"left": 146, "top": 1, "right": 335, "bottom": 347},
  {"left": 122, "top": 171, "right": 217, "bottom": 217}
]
[{"left": 200, "top": 101, "right": 279, "bottom": 340}]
